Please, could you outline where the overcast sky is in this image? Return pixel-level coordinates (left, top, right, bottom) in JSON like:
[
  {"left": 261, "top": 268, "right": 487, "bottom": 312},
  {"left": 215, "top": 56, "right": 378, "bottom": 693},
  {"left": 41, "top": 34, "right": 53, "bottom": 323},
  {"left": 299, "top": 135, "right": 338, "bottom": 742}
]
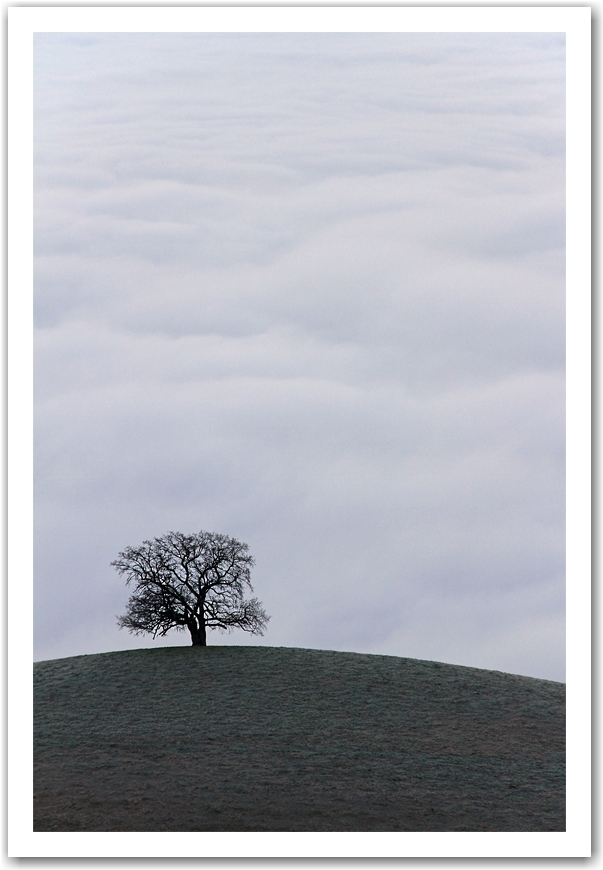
[{"left": 33, "top": 32, "right": 565, "bottom": 680}]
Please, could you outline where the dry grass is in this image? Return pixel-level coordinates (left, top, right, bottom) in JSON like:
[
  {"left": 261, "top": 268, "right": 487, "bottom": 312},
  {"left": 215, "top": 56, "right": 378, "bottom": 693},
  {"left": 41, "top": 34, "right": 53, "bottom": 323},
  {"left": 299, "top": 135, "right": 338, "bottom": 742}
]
[{"left": 34, "top": 645, "right": 565, "bottom": 831}]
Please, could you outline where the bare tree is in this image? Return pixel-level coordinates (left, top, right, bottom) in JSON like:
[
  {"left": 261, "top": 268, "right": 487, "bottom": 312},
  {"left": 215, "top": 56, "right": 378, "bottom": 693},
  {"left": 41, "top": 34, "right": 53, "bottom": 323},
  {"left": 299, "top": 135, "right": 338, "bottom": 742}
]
[{"left": 112, "top": 531, "right": 269, "bottom": 646}]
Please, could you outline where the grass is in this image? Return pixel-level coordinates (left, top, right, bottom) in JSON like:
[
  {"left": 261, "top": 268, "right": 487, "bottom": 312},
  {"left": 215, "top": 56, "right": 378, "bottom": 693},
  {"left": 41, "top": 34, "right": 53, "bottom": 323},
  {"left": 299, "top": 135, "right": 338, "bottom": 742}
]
[{"left": 34, "top": 645, "right": 565, "bottom": 831}]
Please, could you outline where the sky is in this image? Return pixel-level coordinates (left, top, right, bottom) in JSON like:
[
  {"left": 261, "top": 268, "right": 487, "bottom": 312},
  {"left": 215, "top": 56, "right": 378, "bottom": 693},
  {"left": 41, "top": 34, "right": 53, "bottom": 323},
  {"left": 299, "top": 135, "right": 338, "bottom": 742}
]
[{"left": 33, "top": 32, "right": 566, "bottom": 680}]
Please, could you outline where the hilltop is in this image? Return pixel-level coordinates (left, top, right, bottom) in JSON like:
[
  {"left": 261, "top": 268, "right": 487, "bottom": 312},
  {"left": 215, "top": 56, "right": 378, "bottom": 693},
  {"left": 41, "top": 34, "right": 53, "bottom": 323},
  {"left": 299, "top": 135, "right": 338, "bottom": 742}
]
[{"left": 34, "top": 645, "right": 565, "bottom": 831}]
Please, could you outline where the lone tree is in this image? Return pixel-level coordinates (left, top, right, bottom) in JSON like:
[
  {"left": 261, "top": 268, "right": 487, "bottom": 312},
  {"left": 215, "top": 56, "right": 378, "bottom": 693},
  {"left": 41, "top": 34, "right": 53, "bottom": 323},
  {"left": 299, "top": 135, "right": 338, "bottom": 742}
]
[{"left": 112, "top": 530, "right": 269, "bottom": 647}]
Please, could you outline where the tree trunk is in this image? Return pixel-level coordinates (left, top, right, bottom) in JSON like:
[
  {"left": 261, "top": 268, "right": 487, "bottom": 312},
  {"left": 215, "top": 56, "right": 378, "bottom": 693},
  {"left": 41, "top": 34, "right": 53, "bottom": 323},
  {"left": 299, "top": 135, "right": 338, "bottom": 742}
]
[{"left": 189, "top": 619, "right": 207, "bottom": 646}]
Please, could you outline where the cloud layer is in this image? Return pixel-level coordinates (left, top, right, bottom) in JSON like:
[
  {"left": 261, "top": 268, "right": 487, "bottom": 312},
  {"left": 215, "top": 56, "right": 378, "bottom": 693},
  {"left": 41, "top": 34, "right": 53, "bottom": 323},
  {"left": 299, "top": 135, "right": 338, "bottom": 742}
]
[{"left": 34, "top": 33, "right": 565, "bottom": 679}]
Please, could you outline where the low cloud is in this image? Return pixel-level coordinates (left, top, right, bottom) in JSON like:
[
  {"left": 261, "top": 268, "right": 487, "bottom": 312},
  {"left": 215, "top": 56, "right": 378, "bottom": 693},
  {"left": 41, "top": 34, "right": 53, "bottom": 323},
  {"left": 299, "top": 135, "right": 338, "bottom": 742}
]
[{"left": 34, "top": 33, "right": 565, "bottom": 679}]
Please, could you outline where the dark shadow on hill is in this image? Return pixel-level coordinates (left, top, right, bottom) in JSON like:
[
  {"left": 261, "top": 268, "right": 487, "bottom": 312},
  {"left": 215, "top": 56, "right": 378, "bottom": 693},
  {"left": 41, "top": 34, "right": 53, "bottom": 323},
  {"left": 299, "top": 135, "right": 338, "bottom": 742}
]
[{"left": 34, "top": 646, "right": 565, "bottom": 832}]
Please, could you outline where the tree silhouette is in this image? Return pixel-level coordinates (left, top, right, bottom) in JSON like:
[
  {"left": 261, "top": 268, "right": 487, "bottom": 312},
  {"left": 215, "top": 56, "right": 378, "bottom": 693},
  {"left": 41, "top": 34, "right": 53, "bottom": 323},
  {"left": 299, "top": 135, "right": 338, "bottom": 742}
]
[{"left": 113, "top": 530, "right": 269, "bottom": 646}]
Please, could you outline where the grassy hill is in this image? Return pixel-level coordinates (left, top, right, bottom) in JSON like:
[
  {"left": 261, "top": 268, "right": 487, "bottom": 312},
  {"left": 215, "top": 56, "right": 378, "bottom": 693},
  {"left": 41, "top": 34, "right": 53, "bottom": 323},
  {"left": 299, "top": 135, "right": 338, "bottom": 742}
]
[{"left": 34, "top": 645, "right": 565, "bottom": 832}]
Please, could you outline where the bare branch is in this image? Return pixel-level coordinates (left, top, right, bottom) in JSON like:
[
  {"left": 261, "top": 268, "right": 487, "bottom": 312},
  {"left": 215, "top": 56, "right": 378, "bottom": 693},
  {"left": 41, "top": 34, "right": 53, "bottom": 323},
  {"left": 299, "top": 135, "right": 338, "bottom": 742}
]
[{"left": 113, "top": 530, "right": 269, "bottom": 646}]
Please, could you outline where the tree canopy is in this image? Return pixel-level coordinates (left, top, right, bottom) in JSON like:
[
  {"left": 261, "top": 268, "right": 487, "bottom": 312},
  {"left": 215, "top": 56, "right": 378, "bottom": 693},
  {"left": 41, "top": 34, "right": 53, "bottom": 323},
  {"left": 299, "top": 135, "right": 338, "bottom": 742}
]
[{"left": 113, "top": 530, "right": 269, "bottom": 646}]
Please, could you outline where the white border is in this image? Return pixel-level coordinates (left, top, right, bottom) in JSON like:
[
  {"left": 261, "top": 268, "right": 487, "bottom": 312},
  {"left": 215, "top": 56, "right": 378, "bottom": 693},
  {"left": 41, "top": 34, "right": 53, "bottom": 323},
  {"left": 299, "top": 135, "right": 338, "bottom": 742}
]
[
  {"left": 8, "top": 5, "right": 591, "bottom": 859},
  {"left": 2, "top": 5, "right": 591, "bottom": 32}
]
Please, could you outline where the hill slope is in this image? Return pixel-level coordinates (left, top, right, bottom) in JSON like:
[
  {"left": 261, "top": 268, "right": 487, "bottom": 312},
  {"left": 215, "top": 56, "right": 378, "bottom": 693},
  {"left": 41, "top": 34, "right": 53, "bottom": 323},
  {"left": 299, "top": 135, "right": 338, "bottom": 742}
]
[{"left": 34, "top": 646, "right": 565, "bottom": 832}]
